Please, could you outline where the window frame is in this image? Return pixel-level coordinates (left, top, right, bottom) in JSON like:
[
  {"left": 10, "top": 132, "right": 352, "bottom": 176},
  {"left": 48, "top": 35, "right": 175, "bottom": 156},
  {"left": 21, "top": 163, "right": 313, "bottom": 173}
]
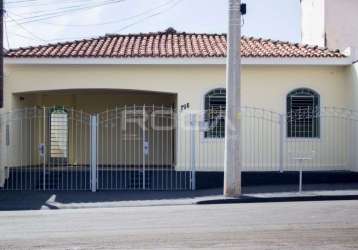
[
  {"left": 286, "top": 88, "right": 320, "bottom": 139},
  {"left": 203, "top": 88, "right": 226, "bottom": 139}
]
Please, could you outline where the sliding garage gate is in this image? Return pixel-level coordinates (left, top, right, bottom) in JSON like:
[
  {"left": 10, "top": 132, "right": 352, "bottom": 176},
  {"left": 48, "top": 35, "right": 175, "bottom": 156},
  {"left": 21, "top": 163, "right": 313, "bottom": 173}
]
[
  {"left": 0, "top": 106, "right": 192, "bottom": 191},
  {"left": 97, "top": 105, "right": 191, "bottom": 190}
]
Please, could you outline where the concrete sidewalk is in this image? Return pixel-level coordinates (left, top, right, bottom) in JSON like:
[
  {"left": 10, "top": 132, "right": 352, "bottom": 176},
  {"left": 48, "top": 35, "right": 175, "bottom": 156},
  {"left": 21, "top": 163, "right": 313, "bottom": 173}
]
[
  {"left": 1, "top": 183, "right": 358, "bottom": 210},
  {"left": 197, "top": 189, "right": 358, "bottom": 205},
  {"left": 0, "top": 189, "right": 222, "bottom": 210}
]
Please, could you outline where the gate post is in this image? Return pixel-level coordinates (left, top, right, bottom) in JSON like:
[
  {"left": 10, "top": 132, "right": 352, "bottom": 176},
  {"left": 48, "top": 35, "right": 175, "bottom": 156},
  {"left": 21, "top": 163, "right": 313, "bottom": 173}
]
[
  {"left": 190, "top": 114, "right": 196, "bottom": 190},
  {"left": 43, "top": 107, "right": 47, "bottom": 191},
  {"left": 90, "top": 115, "right": 98, "bottom": 192},
  {"left": 279, "top": 114, "right": 284, "bottom": 173},
  {"left": 142, "top": 105, "right": 146, "bottom": 190}
]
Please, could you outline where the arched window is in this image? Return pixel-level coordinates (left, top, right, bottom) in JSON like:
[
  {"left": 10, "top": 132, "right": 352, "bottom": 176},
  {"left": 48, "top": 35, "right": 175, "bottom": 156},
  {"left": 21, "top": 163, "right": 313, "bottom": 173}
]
[
  {"left": 287, "top": 88, "right": 320, "bottom": 138},
  {"left": 204, "top": 88, "right": 226, "bottom": 138},
  {"left": 49, "top": 107, "right": 69, "bottom": 162}
]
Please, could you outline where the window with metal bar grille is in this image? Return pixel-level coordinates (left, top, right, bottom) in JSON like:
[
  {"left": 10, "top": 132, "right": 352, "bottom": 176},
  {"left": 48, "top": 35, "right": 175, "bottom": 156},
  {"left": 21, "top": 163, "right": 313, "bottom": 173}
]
[
  {"left": 287, "top": 88, "right": 320, "bottom": 138},
  {"left": 204, "top": 88, "right": 226, "bottom": 138},
  {"left": 49, "top": 107, "right": 69, "bottom": 161}
]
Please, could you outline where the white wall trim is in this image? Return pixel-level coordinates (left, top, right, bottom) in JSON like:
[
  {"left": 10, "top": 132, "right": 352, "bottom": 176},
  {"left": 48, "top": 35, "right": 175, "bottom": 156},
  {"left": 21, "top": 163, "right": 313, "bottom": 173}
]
[
  {"left": 4, "top": 56, "right": 353, "bottom": 66},
  {"left": 243, "top": 57, "right": 352, "bottom": 66}
]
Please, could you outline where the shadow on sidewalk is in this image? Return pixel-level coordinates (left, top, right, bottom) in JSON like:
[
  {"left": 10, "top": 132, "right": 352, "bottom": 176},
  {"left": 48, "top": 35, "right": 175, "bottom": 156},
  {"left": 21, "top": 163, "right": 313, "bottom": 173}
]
[
  {"left": 0, "top": 188, "right": 222, "bottom": 211},
  {"left": 2, "top": 183, "right": 358, "bottom": 211}
]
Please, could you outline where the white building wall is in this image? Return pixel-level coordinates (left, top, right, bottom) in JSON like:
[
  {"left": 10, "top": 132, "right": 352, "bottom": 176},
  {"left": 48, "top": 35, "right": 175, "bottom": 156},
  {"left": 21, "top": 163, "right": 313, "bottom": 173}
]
[
  {"left": 325, "top": 0, "right": 358, "bottom": 52},
  {"left": 301, "top": 0, "right": 358, "bottom": 56},
  {"left": 347, "top": 62, "right": 358, "bottom": 172},
  {"left": 301, "top": 0, "right": 326, "bottom": 47}
]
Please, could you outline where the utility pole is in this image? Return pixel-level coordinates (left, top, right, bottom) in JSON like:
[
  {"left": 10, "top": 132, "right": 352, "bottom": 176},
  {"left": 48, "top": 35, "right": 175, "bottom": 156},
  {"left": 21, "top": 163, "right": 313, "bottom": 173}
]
[
  {"left": 0, "top": 0, "right": 3, "bottom": 108},
  {"left": 224, "top": 0, "right": 242, "bottom": 197}
]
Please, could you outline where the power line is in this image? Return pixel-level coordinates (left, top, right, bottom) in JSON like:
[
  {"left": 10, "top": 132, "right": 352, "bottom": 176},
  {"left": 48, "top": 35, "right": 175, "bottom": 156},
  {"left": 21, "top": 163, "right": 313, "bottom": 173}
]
[
  {"left": 5, "top": 0, "right": 101, "bottom": 6},
  {"left": 11, "top": 0, "right": 178, "bottom": 27},
  {"left": 7, "top": 0, "right": 125, "bottom": 24},
  {"left": 39, "top": 0, "right": 183, "bottom": 44},
  {"left": 34, "top": 0, "right": 184, "bottom": 43},
  {"left": 5, "top": 0, "right": 40, "bottom": 4},
  {"left": 4, "top": 11, "right": 10, "bottom": 48},
  {"left": 6, "top": 12, "right": 47, "bottom": 42},
  {"left": 7, "top": 30, "right": 41, "bottom": 42},
  {"left": 6, "top": 0, "right": 102, "bottom": 9},
  {"left": 115, "top": 0, "right": 183, "bottom": 33},
  {"left": 6, "top": 0, "right": 97, "bottom": 5},
  {"left": 9, "top": 0, "right": 116, "bottom": 16},
  {"left": 5, "top": 0, "right": 185, "bottom": 48},
  {"left": 8, "top": 0, "right": 122, "bottom": 22}
]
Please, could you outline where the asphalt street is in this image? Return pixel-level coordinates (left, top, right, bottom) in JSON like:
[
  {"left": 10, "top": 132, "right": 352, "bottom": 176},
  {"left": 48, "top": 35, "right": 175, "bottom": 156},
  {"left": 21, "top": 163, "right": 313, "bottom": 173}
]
[{"left": 1, "top": 200, "right": 358, "bottom": 249}]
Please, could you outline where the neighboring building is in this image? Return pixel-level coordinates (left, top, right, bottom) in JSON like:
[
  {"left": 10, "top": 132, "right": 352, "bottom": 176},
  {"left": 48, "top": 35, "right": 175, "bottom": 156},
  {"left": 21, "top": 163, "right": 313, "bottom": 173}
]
[{"left": 301, "top": 0, "right": 358, "bottom": 55}]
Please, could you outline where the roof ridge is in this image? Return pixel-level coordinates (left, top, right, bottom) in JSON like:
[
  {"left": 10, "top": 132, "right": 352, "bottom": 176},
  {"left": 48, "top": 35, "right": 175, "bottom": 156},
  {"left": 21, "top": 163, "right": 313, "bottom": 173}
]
[
  {"left": 106, "top": 30, "right": 227, "bottom": 37},
  {"left": 7, "top": 31, "right": 229, "bottom": 53}
]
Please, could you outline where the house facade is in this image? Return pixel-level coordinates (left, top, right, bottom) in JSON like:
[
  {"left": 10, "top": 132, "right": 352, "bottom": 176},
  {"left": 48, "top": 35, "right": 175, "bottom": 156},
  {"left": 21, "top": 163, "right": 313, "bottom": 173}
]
[{"left": 1, "top": 29, "right": 357, "bottom": 191}]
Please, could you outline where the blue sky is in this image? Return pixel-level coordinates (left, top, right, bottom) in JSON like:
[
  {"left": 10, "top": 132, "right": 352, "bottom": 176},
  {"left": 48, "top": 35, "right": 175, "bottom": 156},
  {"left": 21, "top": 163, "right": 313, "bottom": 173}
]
[{"left": 4, "top": 0, "right": 301, "bottom": 49}]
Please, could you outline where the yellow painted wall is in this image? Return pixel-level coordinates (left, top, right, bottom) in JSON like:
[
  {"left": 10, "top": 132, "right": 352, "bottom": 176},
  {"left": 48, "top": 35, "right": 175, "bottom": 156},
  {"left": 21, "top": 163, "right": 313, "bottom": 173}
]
[
  {"left": 3, "top": 64, "right": 351, "bottom": 111},
  {"left": 12, "top": 91, "right": 176, "bottom": 112},
  {"left": 243, "top": 65, "right": 350, "bottom": 112},
  {"left": 0, "top": 63, "right": 354, "bottom": 186}
]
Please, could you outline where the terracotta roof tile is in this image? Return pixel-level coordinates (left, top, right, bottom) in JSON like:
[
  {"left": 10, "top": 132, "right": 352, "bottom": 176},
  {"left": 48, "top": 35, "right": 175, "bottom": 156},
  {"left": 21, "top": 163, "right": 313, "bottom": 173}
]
[{"left": 5, "top": 29, "right": 345, "bottom": 59}]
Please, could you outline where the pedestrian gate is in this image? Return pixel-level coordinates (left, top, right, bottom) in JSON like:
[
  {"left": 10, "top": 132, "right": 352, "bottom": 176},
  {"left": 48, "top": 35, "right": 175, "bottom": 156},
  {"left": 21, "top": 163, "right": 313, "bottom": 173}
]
[{"left": 0, "top": 106, "right": 192, "bottom": 191}]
